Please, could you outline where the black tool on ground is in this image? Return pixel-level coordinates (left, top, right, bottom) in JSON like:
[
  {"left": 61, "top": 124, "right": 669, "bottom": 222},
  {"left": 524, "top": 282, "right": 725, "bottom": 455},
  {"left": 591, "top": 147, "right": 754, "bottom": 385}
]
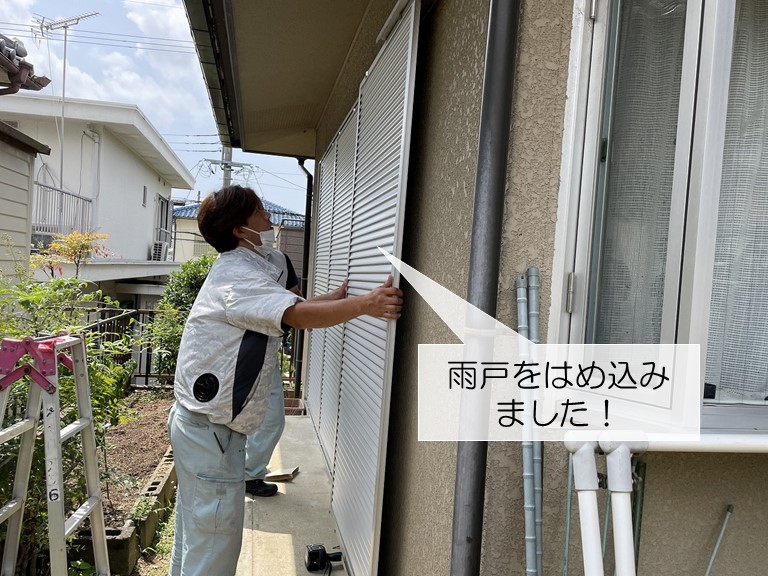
[{"left": 305, "top": 544, "right": 343, "bottom": 572}]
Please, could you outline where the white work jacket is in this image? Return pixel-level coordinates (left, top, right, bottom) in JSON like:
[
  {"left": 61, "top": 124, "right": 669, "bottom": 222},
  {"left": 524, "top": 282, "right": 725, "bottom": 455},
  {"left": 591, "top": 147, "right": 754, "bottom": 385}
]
[{"left": 173, "top": 247, "right": 301, "bottom": 434}]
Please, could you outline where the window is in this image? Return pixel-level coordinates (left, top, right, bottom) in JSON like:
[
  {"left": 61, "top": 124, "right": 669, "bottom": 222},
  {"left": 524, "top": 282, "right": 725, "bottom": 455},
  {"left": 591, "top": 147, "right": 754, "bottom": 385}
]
[
  {"left": 563, "top": 0, "right": 768, "bottom": 431},
  {"left": 155, "top": 195, "right": 171, "bottom": 243}
]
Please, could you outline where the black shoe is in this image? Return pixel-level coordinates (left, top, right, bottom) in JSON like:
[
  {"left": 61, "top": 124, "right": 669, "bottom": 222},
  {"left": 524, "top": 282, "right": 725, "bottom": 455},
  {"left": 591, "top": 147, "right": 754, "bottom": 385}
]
[{"left": 246, "top": 479, "right": 278, "bottom": 497}]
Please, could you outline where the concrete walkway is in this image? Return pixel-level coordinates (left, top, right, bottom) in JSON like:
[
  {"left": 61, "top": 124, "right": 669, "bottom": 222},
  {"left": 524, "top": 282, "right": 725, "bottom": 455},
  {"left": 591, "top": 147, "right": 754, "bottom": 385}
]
[{"left": 236, "top": 416, "right": 343, "bottom": 576}]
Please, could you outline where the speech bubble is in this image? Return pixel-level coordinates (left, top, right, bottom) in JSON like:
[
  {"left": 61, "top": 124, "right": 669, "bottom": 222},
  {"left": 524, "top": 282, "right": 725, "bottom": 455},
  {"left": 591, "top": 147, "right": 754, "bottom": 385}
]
[{"left": 380, "top": 248, "right": 701, "bottom": 442}]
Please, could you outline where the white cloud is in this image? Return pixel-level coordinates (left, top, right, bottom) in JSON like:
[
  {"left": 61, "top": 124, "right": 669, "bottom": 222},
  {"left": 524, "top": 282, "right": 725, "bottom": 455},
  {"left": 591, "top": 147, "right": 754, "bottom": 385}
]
[
  {"left": 1, "top": 0, "right": 236, "bottom": 196},
  {"left": 0, "top": 0, "right": 35, "bottom": 23}
]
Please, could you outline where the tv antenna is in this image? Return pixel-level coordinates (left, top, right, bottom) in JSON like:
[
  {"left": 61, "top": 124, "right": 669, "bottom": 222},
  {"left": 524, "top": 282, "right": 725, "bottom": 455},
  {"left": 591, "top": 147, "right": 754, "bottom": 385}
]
[{"left": 35, "top": 12, "right": 100, "bottom": 190}]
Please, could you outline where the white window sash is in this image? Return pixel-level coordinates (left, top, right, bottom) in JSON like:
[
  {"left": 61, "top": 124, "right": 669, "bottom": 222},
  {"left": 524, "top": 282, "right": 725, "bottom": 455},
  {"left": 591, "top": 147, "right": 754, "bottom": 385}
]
[
  {"left": 568, "top": 0, "right": 701, "bottom": 345},
  {"left": 556, "top": 0, "right": 768, "bottom": 431}
]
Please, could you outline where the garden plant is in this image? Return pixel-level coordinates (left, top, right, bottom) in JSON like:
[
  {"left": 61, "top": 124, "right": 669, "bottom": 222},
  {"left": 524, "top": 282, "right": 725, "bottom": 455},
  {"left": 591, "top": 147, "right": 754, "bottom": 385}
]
[{"left": 0, "top": 235, "right": 135, "bottom": 575}]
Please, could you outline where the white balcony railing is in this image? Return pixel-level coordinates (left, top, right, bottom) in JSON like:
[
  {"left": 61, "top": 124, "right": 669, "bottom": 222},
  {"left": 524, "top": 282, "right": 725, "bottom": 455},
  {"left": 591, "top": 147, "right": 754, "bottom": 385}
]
[{"left": 32, "top": 182, "right": 92, "bottom": 237}]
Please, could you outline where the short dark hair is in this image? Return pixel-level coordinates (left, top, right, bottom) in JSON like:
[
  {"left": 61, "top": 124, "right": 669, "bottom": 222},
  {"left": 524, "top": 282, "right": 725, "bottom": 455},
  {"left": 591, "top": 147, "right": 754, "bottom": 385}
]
[{"left": 197, "top": 185, "right": 263, "bottom": 252}]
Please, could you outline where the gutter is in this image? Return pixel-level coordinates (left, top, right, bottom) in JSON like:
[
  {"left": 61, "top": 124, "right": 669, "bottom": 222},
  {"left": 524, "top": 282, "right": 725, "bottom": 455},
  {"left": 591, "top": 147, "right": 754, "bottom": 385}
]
[
  {"left": 294, "top": 157, "right": 314, "bottom": 398},
  {"left": 450, "top": 1, "right": 521, "bottom": 575}
]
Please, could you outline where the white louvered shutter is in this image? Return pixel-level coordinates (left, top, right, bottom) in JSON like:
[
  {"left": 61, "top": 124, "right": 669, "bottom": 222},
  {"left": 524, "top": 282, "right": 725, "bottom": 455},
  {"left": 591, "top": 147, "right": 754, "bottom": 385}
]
[
  {"left": 332, "top": 3, "right": 419, "bottom": 575},
  {"left": 318, "top": 112, "right": 357, "bottom": 468},
  {"left": 304, "top": 2, "right": 419, "bottom": 574},
  {"left": 305, "top": 145, "right": 336, "bottom": 436}
]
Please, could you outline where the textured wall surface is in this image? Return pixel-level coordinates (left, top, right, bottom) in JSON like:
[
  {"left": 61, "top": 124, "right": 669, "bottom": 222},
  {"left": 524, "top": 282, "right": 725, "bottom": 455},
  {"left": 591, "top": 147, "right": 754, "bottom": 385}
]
[{"left": 635, "top": 452, "right": 768, "bottom": 575}]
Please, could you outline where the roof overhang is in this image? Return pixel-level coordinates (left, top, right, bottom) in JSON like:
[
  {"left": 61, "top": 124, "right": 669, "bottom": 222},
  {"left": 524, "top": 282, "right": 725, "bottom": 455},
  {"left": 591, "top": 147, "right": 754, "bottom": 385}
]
[
  {"left": 1, "top": 95, "right": 195, "bottom": 189},
  {"left": 0, "top": 120, "right": 50, "bottom": 155},
  {"left": 183, "top": 0, "right": 372, "bottom": 159}
]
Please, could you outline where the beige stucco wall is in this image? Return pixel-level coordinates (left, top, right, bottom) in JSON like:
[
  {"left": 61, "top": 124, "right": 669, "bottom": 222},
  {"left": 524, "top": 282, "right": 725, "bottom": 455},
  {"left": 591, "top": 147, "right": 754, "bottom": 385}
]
[
  {"left": 379, "top": 0, "right": 575, "bottom": 574},
  {"left": 313, "top": 1, "right": 768, "bottom": 575}
]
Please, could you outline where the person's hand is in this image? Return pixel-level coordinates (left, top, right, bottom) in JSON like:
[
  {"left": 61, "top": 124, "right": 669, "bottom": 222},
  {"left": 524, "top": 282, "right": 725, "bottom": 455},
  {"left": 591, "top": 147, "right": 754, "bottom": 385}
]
[
  {"left": 362, "top": 275, "right": 403, "bottom": 320},
  {"left": 328, "top": 278, "right": 349, "bottom": 301}
]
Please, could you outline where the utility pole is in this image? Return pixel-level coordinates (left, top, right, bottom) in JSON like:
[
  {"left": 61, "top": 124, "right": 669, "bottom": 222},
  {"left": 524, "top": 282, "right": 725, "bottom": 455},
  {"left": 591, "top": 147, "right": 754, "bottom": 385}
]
[
  {"left": 222, "top": 146, "right": 233, "bottom": 187},
  {"left": 38, "top": 12, "right": 99, "bottom": 191}
]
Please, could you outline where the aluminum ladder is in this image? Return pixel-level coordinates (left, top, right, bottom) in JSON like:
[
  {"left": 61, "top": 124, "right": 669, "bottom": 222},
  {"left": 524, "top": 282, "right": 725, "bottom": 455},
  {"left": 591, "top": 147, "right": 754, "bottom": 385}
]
[{"left": 0, "top": 334, "right": 110, "bottom": 576}]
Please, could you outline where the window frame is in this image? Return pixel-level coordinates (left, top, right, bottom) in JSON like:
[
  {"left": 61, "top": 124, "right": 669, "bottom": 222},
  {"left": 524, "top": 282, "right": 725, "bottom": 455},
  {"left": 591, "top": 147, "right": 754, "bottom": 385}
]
[{"left": 554, "top": 0, "right": 765, "bottom": 432}]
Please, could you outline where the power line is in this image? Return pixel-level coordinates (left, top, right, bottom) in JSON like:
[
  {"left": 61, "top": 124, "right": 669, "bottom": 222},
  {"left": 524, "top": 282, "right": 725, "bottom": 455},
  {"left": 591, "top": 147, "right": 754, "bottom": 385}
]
[
  {"left": 174, "top": 148, "right": 221, "bottom": 153},
  {"left": 8, "top": 33, "right": 197, "bottom": 55},
  {"left": 247, "top": 182, "right": 307, "bottom": 192},
  {"left": 0, "top": 21, "right": 194, "bottom": 45},
  {"left": 69, "top": 33, "right": 193, "bottom": 49},
  {"left": 163, "top": 133, "right": 219, "bottom": 137},
  {"left": 256, "top": 167, "right": 305, "bottom": 189}
]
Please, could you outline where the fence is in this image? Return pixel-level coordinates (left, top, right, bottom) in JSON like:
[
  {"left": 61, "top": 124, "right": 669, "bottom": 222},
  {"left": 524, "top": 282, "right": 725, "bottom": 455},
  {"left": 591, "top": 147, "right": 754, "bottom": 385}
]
[
  {"left": 80, "top": 307, "right": 167, "bottom": 388},
  {"left": 31, "top": 183, "right": 92, "bottom": 238},
  {"left": 82, "top": 308, "right": 299, "bottom": 390}
]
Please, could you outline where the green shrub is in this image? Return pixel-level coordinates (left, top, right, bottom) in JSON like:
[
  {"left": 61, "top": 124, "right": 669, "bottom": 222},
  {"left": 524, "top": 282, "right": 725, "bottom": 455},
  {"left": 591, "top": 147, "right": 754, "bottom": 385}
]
[{"left": 147, "top": 253, "right": 215, "bottom": 381}]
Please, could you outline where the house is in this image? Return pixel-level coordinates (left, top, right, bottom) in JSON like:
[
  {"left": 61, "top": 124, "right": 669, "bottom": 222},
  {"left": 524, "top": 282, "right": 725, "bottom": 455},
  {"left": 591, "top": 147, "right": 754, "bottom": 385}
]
[
  {"left": 0, "top": 94, "right": 196, "bottom": 308},
  {"left": 172, "top": 199, "right": 305, "bottom": 280},
  {"left": 183, "top": 1, "right": 768, "bottom": 575},
  {"left": 0, "top": 120, "right": 49, "bottom": 279}
]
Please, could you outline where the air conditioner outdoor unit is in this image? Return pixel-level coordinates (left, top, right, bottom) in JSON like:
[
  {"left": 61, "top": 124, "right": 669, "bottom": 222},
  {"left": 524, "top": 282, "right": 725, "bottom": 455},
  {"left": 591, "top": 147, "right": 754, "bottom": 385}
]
[{"left": 150, "top": 240, "right": 168, "bottom": 261}]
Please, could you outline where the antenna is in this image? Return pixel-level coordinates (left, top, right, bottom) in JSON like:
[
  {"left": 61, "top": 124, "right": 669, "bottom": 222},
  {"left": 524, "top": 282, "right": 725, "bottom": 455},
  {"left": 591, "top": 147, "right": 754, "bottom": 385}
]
[{"left": 37, "top": 11, "right": 100, "bottom": 191}]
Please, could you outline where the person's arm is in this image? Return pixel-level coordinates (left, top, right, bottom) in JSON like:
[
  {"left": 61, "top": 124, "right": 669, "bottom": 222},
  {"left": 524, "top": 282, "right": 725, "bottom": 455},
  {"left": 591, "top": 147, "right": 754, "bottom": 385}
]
[{"left": 282, "top": 276, "right": 402, "bottom": 329}]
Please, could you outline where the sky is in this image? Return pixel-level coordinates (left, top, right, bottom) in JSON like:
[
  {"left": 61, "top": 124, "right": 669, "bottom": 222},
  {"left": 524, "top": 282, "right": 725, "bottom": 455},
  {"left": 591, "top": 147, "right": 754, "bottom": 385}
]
[{"left": 0, "top": 0, "right": 312, "bottom": 214}]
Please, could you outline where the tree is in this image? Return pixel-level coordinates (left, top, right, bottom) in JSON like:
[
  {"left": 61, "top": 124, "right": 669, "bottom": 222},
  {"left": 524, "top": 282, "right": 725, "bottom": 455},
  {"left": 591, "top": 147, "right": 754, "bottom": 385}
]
[
  {"left": 31, "top": 231, "right": 110, "bottom": 278},
  {"left": 147, "top": 253, "right": 216, "bottom": 382}
]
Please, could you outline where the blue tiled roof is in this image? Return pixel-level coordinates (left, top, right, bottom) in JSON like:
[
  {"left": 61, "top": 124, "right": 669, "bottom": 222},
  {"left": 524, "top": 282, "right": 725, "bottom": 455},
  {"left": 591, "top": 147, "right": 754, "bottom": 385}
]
[
  {"left": 172, "top": 204, "right": 200, "bottom": 219},
  {"left": 173, "top": 199, "right": 304, "bottom": 227}
]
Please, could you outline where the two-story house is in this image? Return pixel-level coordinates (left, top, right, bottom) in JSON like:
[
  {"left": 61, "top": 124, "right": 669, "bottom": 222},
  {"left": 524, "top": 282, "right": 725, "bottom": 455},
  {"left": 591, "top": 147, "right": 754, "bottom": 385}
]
[{"left": 1, "top": 94, "right": 195, "bottom": 309}]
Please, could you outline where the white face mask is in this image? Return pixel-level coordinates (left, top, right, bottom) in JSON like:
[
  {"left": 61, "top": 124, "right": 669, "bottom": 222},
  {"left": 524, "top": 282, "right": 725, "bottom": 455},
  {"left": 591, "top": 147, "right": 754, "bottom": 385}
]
[
  {"left": 258, "top": 229, "right": 276, "bottom": 247},
  {"left": 240, "top": 226, "right": 264, "bottom": 252}
]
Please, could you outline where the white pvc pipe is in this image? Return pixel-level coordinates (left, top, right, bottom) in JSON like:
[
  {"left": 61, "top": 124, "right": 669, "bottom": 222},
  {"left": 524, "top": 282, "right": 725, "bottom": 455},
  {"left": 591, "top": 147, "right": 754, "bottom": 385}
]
[
  {"left": 569, "top": 442, "right": 604, "bottom": 576},
  {"left": 605, "top": 444, "right": 635, "bottom": 576},
  {"left": 574, "top": 434, "right": 768, "bottom": 576},
  {"left": 611, "top": 492, "right": 635, "bottom": 576},
  {"left": 577, "top": 491, "right": 604, "bottom": 576}
]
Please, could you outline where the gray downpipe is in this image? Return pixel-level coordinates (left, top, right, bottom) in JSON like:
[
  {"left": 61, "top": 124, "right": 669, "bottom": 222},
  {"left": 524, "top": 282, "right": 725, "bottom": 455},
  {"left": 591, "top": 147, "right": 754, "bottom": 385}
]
[
  {"left": 450, "top": 0, "right": 521, "bottom": 574},
  {"left": 294, "top": 158, "right": 313, "bottom": 398}
]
